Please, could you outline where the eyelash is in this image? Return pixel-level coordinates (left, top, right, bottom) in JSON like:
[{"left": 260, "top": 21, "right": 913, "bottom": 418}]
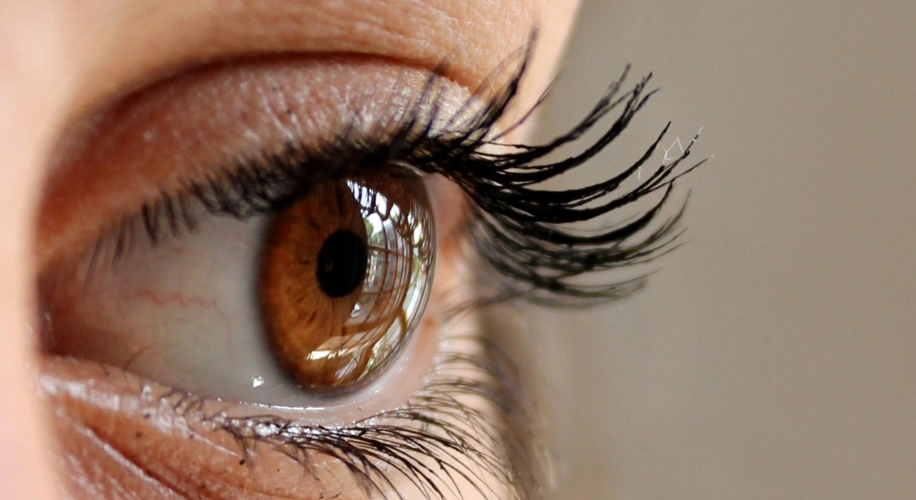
[
  {"left": 184, "top": 336, "right": 540, "bottom": 500},
  {"left": 84, "top": 45, "right": 701, "bottom": 500}
]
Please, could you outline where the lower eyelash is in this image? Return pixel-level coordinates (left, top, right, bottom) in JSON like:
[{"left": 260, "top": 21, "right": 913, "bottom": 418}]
[{"left": 159, "top": 333, "right": 541, "bottom": 500}]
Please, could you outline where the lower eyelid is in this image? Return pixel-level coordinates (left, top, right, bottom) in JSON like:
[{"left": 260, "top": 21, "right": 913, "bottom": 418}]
[
  {"left": 40, "top": 310, "right": 534, "bottom": 500},
  {"left": 43, "top": 359, "right": 374, "bottom": 498}
]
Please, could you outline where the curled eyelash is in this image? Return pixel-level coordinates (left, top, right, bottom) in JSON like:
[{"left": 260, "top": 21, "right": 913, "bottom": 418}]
[{"left": 419, "top": 62, "right": 704, "bottom": 307}]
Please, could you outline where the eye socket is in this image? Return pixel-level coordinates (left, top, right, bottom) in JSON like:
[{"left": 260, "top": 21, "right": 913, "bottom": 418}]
[
  {"left": 261, "top": 170, "right": 435, "bottom": 390},
  {"left": 33, "top": 50, "right": 700, "bottom": 499}
]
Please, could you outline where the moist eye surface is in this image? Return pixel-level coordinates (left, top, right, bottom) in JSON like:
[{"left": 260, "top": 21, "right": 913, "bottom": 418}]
[{"left": 40, "top": 167, "right": 437, "bottom": 405}]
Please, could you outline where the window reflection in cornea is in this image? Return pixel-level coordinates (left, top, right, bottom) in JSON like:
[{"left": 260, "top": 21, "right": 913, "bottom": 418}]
[{"left": 35, "top": 46, "right": 701, "bottom": 499}]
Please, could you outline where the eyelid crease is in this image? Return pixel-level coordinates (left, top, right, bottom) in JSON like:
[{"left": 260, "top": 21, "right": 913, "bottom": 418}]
[{"left": 55, "top": 0, "right": 545, "bottom": 132}]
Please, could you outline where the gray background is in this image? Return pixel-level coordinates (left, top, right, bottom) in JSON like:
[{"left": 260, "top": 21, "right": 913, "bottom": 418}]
[{"left": 524, "top": 0, "right": 916, "bottom": 498}]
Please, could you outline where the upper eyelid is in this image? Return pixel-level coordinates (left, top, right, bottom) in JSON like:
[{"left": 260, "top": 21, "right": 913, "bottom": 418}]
[
  {"left": 39, "top": 48, "right": 704, "bottom": 307},
  {"left": 36, "top": 56, "right": 477, "bottom": 270}
]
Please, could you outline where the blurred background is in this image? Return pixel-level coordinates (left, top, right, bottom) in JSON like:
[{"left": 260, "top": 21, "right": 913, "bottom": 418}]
[{"left": 516, "top": 0, "right": 916, "bottom": 498}]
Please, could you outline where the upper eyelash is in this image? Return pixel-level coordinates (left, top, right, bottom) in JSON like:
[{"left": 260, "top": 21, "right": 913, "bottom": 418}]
[
  {"left": 418, "top": 61, "right": 705, "bottom": 306},
  {"left": 119, "top": 45, "right": 702, "bottom": 307}
]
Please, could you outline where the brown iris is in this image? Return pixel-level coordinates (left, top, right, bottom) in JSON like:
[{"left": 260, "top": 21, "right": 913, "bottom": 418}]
[{"left": 259, "top": 172, "right": 434, "bottom": 390}]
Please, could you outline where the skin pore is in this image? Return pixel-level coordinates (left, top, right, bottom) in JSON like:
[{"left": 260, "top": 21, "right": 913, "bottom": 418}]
[{"left": 0, "top": 0, "right": 580, "bottom": 498}]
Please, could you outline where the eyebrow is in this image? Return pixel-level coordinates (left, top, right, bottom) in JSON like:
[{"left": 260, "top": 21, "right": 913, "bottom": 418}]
[{"left": 62, "top": 0, "right": 538, "bottom": 121}]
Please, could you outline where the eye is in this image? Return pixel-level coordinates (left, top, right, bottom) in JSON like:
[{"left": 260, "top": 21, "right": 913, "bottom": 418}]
[
  {"left": 41, "top": 167, "right": 435, "bottom": 404},
  {"left": 36, "top": 52, "right": 700, "bottom": 499}
]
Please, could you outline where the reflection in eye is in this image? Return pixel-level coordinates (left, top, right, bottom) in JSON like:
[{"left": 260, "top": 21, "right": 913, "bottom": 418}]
[
  {"left": 261, "top": 171, "right": 434, "bottom": 389},
  {"left": 37, "top": 52, "right": 702, "bottom": 499}
]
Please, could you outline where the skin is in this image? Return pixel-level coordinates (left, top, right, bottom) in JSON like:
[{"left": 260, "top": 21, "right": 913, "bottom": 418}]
[{"left": 0, "top": 0, "right": 581, "bottom": 498}]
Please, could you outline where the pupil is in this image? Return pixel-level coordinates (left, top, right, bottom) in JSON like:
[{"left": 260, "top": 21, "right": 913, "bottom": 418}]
[{"left": 316, "top": 230, "right": 368, "bottom": 298}]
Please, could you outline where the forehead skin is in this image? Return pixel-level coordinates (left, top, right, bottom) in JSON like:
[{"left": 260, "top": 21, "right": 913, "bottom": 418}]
[{"left": 0, "top": 0, "right": 580, "bottom": 498}]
